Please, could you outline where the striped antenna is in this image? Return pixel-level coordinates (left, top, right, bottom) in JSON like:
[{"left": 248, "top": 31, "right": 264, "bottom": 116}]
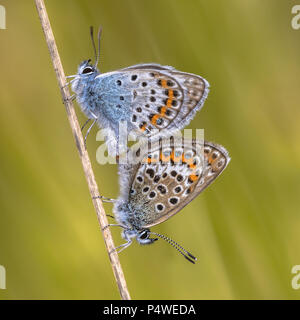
[{"left": 150, "top": 232, "right": 197, "bottom": 264}]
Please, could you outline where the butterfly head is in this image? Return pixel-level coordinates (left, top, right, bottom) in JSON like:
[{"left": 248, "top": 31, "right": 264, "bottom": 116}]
[
  {"left": 136, "top": 229, "right": 158, "bottom": 245},
  {"left": 71, "top": 59, "right": 99, "bottom": 93},
  {"left": 78, "top": 59, "right": 98, "bottom": 77},
  {"left": 120, "top": 227, "right": 158, "bottom": 245},
  {"left": 71, "top": 26, "right": 102, "bottom": 93}
]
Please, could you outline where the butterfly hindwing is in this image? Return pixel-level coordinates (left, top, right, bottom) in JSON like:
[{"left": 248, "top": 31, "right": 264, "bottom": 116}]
[{"left": 125, "top": 65, "right": 209, "bottom": 136}]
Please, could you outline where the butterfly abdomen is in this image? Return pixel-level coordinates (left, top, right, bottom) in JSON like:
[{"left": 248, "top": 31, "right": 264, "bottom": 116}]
[{"left": 113, "top": 199, "right": 151, "bottom": 230}]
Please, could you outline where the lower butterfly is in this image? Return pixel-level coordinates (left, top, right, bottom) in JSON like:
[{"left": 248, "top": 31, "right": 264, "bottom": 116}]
[{"left": 99, "top": 138, "right": 230, "bottom": 263}]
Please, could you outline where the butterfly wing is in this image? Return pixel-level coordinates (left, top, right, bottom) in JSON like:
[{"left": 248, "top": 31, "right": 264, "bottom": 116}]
[
  {"left": 118, "top": 139, "right": 230, "bottom": 229},
  {"left": 117, "top": 64, "right": 209, "bottom": 135}
]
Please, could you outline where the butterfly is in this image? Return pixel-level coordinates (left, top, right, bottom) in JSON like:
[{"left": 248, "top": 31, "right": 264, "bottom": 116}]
[
  {"left": 100, "top": 138, "right": 230, "bottom": 263},
  {"left": 68, "top": 27, "right": 209, "bottom": 150}
]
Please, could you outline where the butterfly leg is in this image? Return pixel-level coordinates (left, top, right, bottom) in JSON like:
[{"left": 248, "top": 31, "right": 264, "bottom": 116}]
[
  {"left": 93, "top": 195, "right": 116, "bottom": 203},
  {"left": 63, "top": 94, "right": 76, "bottom": 104},
  {"left": 102, "top": 224, "right": 126, "bottom": 231},
  {"left": 69, "top": 94, "right": 76, "bottom": 101},
  {"left": 81, "top": 119, "right": 91, "bottom": 131},
  {"left": 83, "top": 118, "right": 97, "bottom": 149},
  {"left": 66, "top": 75, "right": 77, "bottom": 79},
  {"left": 62, "top": 83, "right": 69, "bottom": 89},
  {"left": 62, "top": 76, "right": 77, "bottom": 88},
  {"left": 110, "top": 239, "right": 132, "bottom": 255}
]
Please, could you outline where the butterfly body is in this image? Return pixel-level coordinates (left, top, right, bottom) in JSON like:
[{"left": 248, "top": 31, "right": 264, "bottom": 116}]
[
  {"left": 72, "top": 61, "right": 133, "bottom": 134},
  {"left": 71, "top": 61, "right": 210, "bottom": 143}
]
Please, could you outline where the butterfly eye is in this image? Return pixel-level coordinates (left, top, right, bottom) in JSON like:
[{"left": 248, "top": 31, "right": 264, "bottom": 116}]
[
  {"left": 139, "top": 230, "right": 149, "bottom": 240},
  {"left": 82, "top": 67, "right": 93, "bottom": 74}
]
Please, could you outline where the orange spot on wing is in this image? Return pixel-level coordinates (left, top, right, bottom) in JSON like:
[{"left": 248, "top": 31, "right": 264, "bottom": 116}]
[
  {"left": 189, "top": 174, "right": 198, "bottom": 182},
  {"left": 167, "top": 89, "right": 174, "bottom": 108},
  {"left": 143, "top": 156, "right": 157, "bottom": 164},
  {"left": 151, "top": 114, "right": 160, "bottom": 125},
  {"left": 182, "top": 155, "right": 193, "bottom": 165},
  {"left": 189, "top": 163, "right": 196, "bottom": 169},
  {"left": 208, "top": 156, "right": 215, "bottom": 164},
  {"left": 160, "top": 106, "right": 167, "bottom": 117},
  {"left": 140, "top": 124, "right": 147, "bottom": 132},
  {"left": 161, "top": 79, "right": 168, "bottom": 88}
]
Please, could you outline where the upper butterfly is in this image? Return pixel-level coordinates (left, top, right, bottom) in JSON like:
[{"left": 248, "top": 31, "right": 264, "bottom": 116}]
[{"left": 69, "top": 27, "right": 209, "bottom": 149}]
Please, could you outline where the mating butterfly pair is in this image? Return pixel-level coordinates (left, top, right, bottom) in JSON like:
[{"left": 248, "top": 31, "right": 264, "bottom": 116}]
[{"left": 68, "top": 27, "right": 230, "bottom": 263}]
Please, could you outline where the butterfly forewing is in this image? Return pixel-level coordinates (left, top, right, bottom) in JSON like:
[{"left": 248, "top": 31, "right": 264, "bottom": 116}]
[{"left": 121, "top": 139, "right": 230, "bottom": 228}]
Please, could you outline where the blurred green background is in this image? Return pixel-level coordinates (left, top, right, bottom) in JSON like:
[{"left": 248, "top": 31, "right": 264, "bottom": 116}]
[{"left": 0, "top": 0, "right": 299, "bottom": 300}]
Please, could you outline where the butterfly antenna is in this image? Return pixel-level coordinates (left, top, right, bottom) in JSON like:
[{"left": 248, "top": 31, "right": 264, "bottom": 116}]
[
  {"left": 95, "top": 26, "right": 102, "bottom": 68},
  {"left": 150, "top": 232, "right": 197, "bottom": 264},
  {"left": 90, "top": 26, "right": 102, "bottom": 68},
  {"left": 90, "top": 26, "right": 97, "bottom": 65}
]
